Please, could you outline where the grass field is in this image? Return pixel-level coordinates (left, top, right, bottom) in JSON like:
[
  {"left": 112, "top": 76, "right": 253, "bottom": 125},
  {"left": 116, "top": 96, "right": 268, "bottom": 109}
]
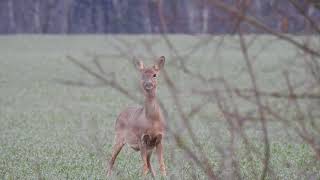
[{"left": 0, "top": 35, "right": 319, "bottom": 179}]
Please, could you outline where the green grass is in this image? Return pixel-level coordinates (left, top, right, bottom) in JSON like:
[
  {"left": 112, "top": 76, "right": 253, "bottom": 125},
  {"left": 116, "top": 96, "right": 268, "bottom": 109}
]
[{"left": 0, "top": 35, "right": 319, "bottom": 179}]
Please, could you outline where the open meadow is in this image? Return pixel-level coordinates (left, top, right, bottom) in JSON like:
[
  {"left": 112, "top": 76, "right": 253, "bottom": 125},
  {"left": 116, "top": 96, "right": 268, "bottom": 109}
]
[{"left": 0, "top": 35, "right": 319, "bottom": 179}]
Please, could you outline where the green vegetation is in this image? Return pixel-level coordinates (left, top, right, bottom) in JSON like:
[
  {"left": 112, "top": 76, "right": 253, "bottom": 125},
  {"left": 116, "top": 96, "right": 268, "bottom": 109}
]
[{"left": 0, "top": 35, "right": 319, "bottom": 179}]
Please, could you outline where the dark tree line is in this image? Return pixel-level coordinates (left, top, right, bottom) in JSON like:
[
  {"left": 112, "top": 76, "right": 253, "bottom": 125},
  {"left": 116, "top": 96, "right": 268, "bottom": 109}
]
[{"left": 0, "top": 0, "right": 319, "bottom": 34}]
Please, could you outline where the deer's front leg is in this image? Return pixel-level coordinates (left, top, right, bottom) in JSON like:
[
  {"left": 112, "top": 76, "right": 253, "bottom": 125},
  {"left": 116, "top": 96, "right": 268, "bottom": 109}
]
[
  {"left": 156, "top": 142, "right": 166, "bottom": 176},
  {"left": 140, "top": 144, "right": 149, "bottom": 176}
]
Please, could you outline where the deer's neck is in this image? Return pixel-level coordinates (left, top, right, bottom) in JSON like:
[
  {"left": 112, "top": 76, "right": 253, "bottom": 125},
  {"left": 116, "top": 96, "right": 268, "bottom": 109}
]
[{"left": 144, "top": 96, "right": 160, "bottom": 119}]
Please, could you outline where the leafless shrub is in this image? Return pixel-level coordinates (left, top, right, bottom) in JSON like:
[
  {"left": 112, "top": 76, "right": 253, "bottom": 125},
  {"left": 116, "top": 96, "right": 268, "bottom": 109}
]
[{"left": 59, "top": 1, "right": 320, "bottom": 179}]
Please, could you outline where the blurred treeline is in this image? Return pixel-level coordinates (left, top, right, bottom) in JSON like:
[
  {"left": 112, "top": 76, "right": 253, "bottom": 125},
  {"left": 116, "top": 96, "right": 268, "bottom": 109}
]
[{"left": 0, "top": 0, "right": 319, "bottom": 34}]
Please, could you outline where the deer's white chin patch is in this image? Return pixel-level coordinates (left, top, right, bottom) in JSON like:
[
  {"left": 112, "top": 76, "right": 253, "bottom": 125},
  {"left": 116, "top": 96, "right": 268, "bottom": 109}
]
[
  {"left": 144, "top": 85, "right": 154, "bottom": 91},
  {"left": 144, "top": 87, "right": 155, "bottom": 93}
]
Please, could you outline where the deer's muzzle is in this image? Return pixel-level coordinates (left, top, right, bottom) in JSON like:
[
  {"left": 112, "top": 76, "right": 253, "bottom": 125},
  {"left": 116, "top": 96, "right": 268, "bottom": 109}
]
[{"left": 144, "top": 82, "right": 154, "bottom": 91}]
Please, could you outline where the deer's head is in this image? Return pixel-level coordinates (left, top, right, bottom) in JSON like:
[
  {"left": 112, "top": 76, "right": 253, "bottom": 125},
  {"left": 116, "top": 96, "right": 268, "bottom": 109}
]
[{"left": 135, "top": 56, "right": 165, "bottom": 98}]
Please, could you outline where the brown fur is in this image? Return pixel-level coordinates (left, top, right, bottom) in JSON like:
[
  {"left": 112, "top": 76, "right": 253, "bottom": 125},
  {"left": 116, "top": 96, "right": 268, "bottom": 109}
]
[{"left": 107, "top": 56, "right": 167, "bottom": 177}]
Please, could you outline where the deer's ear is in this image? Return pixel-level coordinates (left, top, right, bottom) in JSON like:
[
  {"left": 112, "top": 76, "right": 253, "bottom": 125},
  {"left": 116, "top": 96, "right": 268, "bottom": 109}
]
[
  {"left": 153, "top": 56, "right": 165, "bottom": 71},
  {"left": 134, "top": 58, "right": 144, "bottom": 71}
]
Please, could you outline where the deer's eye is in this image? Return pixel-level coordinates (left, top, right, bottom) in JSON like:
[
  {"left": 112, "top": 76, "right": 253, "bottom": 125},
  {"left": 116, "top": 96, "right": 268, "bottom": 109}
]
[{"left": 153, "top": 74, "right": 157, "bottom": 78}]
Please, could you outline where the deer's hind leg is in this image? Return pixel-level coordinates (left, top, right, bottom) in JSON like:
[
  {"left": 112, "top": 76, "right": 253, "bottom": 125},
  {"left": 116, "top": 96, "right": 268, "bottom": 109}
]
[{"left": 107, "top": 133, "right": 125, "bottom": 176}]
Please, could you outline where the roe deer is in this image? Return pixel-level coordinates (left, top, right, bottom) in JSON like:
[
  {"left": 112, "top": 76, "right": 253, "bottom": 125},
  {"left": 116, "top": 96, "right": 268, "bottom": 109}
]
[{"left": 107, "top": 56, "right": 167, "bottom": 177}]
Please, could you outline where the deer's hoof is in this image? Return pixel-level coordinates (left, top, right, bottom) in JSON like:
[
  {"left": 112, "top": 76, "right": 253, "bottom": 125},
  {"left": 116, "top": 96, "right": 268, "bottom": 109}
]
[
  {"left": 160, "top": 166, "right": 167, "bottom": 176},
  {"left": 143, "top": 166, "right": 149, "bottom": 176}
]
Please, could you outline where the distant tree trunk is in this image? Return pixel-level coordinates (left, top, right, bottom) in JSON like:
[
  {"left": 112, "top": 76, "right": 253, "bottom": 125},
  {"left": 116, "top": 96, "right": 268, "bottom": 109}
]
[
  {"left": 7, "top": 0, "right": 16, "bottom": 33},
  {"left": 61, "top": 0, "right": 73, "bottom": 33},
  {"left": 112, "top": 0, "right": 123, "bottom": 33},
  {"left": 256, "top": 0, "right": 262, "bottom": 11},
  {"left": 90, "top": 3, "right": 97, "bottom": 33},
  {"left": 147, "top": 0, "right": 161, "bottom": 33},
  {"left": 142, "top": 0, "right": 151, "bottom": 33},
  {"left": 186, "top": 1, "right": 199, "bottom": 33},
  {"left": 92, "top": 1, "right": 107, "bottom": 33},
  {"left": 94, "top": 4, "right": 104, "bottom": 33},
  {"left": 41, "top": 0, "right": 56, "bottom": 33},
  {"left": 33, "top": 0, "right": 41, "bottom": 33},
  {"left": 157, "top": 0, "right": 168, "bottom": 33},
  {"left": 281, "top": 16, "right": 289, "bottom": 33},
  {"left": 202, "top": 6, "right": 209, "bottom": 33}
]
